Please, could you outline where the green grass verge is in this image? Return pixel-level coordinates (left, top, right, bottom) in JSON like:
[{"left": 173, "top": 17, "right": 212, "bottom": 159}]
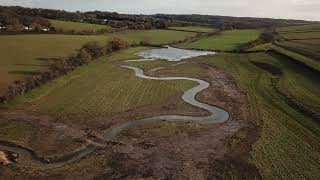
[
  {"left": 50, "top": 20, "right": 112, "bottom": 32},
  {"left": 247, "top": 43, "right": 273, "bottom": 51},
  {"left": 180, "top": 29, "right": 261, "bottom": 51},
  {"left": 126, "top": 60, "right": 174, "bottom": 70}
]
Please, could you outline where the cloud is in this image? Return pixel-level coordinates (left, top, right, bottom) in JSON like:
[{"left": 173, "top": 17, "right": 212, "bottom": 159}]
[{"left": 0, "top": 0, "right": 319, "bottom": 21}]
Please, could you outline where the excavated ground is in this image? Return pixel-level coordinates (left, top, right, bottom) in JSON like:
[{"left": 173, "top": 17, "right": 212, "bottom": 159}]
[{"left": 0, "top": 61, "right": 260, "bottom": 179}]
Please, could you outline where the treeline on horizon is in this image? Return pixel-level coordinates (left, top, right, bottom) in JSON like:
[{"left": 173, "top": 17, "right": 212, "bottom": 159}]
[
  {"left": 0, "top": 7, "right": 52, "bottom": 32},
  {"left": 0, "top": 5, "right": 317, "bottom": 32},
  {"left": 153, "top": 14, "right": 315, "bottom": 29}
]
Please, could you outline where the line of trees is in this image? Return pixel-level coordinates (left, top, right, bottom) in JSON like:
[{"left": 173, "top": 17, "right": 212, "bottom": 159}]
[
  {"left": 0, "top": 38, "right": 128, "bottom": 103},
  {"left": 153, "top": 14, "right": 314, "bottom": 30},
  {"left": 1, "top": 5, "right": 317, "bottom": 32},
  {"left": 0, "top": 7, "right": 52, "bottom": 32},
  {"left": 1, "top": 6, "right": 172, "bottom": 31}
]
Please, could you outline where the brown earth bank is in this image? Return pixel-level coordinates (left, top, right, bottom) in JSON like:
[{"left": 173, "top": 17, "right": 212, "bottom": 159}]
[
  {"left": 92, "top": 62, "right": 261, "bottom": 179},
  {"left": 0, "top": 61, "right": 261, "bottom": 179},
  {"left": 0, "top": 90, "right": 209, "bottom": 157}
]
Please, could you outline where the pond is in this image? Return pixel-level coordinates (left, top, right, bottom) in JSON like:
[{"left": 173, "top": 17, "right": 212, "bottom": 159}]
[{"left": 138, "top": 46, "right": 215, "bottom": 61}]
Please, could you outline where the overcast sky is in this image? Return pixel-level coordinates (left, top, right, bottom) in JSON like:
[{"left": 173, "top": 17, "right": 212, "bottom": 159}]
[{"left": 1, "top": 0, "right": 319, "bottom": 21}]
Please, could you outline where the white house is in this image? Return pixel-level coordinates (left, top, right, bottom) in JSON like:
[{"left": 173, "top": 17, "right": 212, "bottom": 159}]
[{"left": 24, "top": 26, "right": 33, "bottom": 30}]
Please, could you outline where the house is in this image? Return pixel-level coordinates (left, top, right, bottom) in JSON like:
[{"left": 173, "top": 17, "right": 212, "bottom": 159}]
[
  {"left": 24, "top": 26, "right": 33, "bottom": 30},
  {"left": 42, "top": 28, "right": 49, "bottom": 32}
]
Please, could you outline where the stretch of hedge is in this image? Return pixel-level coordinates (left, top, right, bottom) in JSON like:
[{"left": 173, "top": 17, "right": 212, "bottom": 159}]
[{"left": 0, "top": 37, "right": 128, "bottom": 103}]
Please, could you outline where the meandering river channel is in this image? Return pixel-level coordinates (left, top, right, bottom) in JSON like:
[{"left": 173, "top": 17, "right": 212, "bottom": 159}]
[{"left": 0, "top": 47, "right": 229, "bottom": 167}]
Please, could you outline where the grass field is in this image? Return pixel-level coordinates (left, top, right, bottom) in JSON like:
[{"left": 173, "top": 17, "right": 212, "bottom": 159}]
[
  {"left": 126, "top": 52, "right": 320, "bottom": 179},
  {"left": 277, "top": 24, "right": 320, "bottom": 40},
  {"left": 112, "top": 30, "right": 196, "bottom": 44},
  {"left": 50, "top": 20, "right": 112, "bottom": 32},
  {"left": 128, "top": 48, "right": 320, "bottom": 178},
  {"left": 280, "top": 31, "right": 320, "bottom": 40},
  {"left": 5, "top": 47, "right": 196, "bottom": 124},
  {"left": 277, "top": 24, "right": 320, "bottom": 32},
  {"left": 168, "top": 26, "right": 216, "bottom": 33},
  {"left": 180, "top": 29, "right": 260, "bottom": 51},
  {"left": 1, "top": 22, "right": 319, "bottom": 178},
  {"left": 0, "top": 34, "right": 111, "bottom": 93},
  {"left": 191, "top": 53, "right": 320, "bottom": 179},
  {"left": 276, "top": 39, "right": 320, "bottom": 60},
  {"left": 0, "top": 30, "right": 196, "bottom": 93}
]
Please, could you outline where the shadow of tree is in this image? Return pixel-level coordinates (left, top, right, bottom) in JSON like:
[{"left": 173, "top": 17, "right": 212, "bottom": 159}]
[{"left": 8, "top": 70, "right": 42, "bottom": 75}]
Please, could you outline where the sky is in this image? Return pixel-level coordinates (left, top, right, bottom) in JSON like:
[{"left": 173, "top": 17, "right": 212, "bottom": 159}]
[{"left": 1, "top": 0, "right": 319, "bottom": 21}]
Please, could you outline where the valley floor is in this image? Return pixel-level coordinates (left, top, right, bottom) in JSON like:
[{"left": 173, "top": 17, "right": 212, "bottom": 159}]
[{"left": 0, "top": 23, "right": 320, "bottom": 179}]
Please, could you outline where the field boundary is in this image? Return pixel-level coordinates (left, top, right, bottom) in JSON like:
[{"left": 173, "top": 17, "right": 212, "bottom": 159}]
[{"left": 0, "top": 39, "right": 128, "bottom": 104}]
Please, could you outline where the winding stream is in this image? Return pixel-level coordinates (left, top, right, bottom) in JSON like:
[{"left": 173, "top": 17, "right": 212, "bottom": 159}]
[{"left": 0, "top": 47, "right": 229, "bottom": 167}]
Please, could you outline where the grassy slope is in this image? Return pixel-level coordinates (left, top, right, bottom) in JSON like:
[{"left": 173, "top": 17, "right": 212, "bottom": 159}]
[
  {"left": 112, "top": 30, "right": 196, "bottom": 44},
  {"left": 50, "top": 20, "right": 112, "bottom": 32},
  {"left": 276, "top": 40, "right": 320, "bottom": 60},
  {"left": 180, "top": 29, "right": 260, "bottom": 51},
  {"left": 248, "top": 43, "right": 273, "bottom": 51},
  {"left": 277, "top": 24, "right": 320, "bottom": 40},
  {"left": 6, "top": 47, "right": 196, "bottom": 124},
  {"left": 277, "top": 24, "right": 320, "bottom": 32},
  {"left": 280, "top": 31, "right": 320, "bottom": 40},
  {"left": 126, "top": 52, "right": 320, "bottom": 178},
  {"left": 195, "top": 53, "right": 320, "bottom": 179},
  {"left": 0, "top": 30, "right": 196, "bottom": 93},
  {"left": 126, "top": 60, "right": 174, "bottom": 71},
  {"left": 249, "top": 43, "right": 320, "bottom": 71},
  {"left": 168, "top": 26, "right": 216, "bottom": 33},
  {"left": 0, "top": 34, "right": 110, "bottom": 93}
]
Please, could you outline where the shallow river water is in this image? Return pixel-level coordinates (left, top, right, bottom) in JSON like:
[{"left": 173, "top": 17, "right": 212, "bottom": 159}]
[{"left": 138, "top": 46, "right": 215, "bottom": 61}]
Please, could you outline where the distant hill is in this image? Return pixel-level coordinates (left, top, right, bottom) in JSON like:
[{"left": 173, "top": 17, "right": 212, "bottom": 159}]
[{"left": 1, "top": 6, "right": 318, "bottom": 31}]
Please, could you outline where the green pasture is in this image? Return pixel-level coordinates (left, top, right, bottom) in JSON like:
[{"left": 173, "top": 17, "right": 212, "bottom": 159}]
[
  {"left": 277, "top": 24, "right": 320, "bottom": 32},
  {"left": 50, "top": 20, "right": 112, "bottom": 32},
  {"left": 112, "top": 30, "right": 196, "bottom": 44},
  {"left": 180, "top": 29, "right": 261, "bottom": 51},
  {"left": 5, "top": 47, "right": 196, "bottom": 125},
  {"left": 0, "top": 34, "right": 110, "bottom": 93},
  {"left": 168, "top": 26, "right": 216, "bottom": 33},
  {"left": 0, "top": 30, "right": 196, "bottom": 93}
]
